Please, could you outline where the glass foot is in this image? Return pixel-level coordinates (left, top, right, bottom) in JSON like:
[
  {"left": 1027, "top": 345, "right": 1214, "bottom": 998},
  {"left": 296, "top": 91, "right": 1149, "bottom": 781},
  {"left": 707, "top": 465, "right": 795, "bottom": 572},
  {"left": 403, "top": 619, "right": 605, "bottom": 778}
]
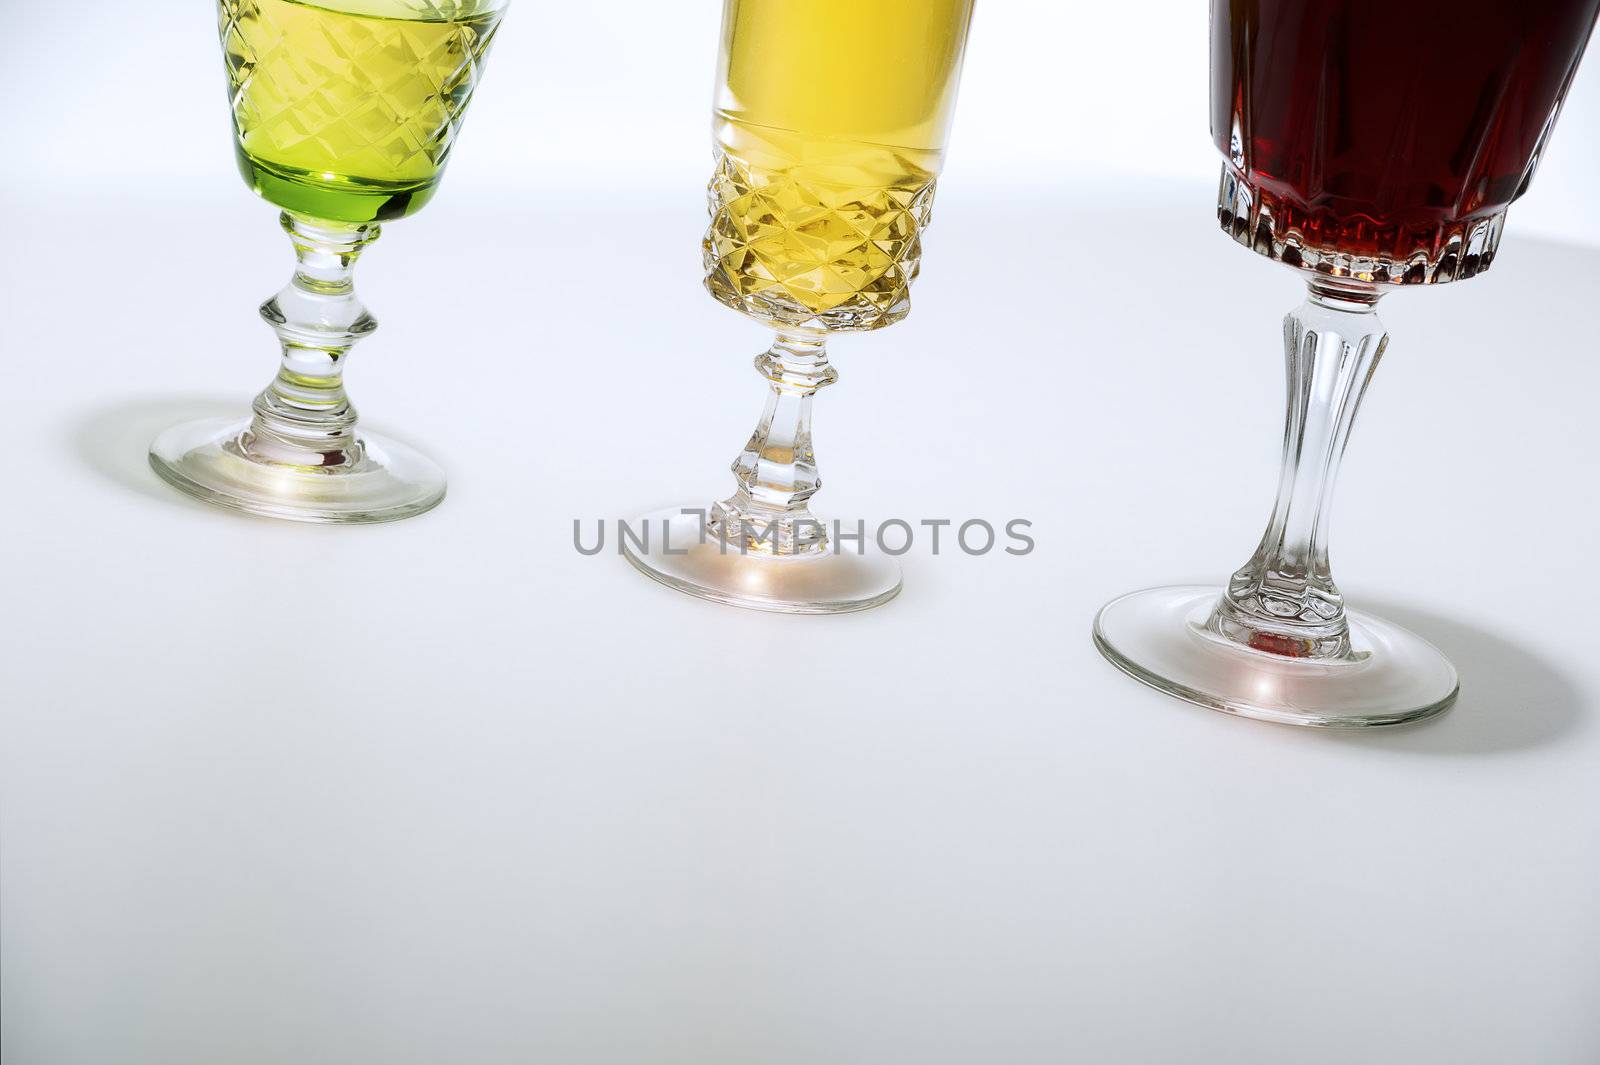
[
  {"left": 623, "top": 507, "right": 902, "bottom": 614},
  {"left": 1093, "top": 585, "right": 1457, "bottom": 728},
  {"left": 149, "top": 415, "right": 445, "bottom": 525}
]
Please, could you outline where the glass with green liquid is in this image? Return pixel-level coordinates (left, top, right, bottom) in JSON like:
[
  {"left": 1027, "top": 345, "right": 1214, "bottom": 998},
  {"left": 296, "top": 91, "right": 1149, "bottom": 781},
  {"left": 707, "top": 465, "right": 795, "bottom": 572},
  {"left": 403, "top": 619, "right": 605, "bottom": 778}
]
[{"left": 150, "top": 0, "right": 507, "bottom": 523}]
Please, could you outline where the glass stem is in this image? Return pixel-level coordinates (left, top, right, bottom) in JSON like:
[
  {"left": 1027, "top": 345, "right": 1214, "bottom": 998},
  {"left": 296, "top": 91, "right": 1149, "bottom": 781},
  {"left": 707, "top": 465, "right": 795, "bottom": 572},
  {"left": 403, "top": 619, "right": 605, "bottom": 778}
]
[
  {"left": 710, "top": 330, "right": 837, "bottom": 555},
  {"left": 1207, "top": 278, "right": 1389, "bottom": 659},
  {"left": 238, "top": 212, "right": 380, "bottom": 468}
]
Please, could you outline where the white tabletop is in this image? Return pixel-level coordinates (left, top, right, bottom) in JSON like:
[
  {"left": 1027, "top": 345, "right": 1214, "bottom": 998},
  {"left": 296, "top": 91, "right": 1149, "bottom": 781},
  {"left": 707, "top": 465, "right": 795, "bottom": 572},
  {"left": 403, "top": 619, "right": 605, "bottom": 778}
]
[{"left": 5, "top": 175, "right": 1599, "bottom": 1065}]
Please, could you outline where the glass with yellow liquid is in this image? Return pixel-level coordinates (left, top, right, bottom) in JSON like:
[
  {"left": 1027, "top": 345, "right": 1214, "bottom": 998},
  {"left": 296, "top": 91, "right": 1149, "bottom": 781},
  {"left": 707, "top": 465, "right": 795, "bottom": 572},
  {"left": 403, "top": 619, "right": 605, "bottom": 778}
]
[
  {"left": 625, "top": 0, "right": 976, "bottom": 613},
  {"left": 150, "top": 0, "right": 506, "bottom": 523}
]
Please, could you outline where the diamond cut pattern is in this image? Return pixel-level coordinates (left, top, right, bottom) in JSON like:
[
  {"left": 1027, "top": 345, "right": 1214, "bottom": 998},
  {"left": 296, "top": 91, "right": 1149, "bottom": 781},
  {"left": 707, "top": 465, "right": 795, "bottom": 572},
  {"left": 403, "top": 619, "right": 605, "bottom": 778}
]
[
  {"left": 703, "top": 150, "right": 936, "bottom": 332},
  {"left": 219, "top": 0, "right": 499, "bottom": 186}
]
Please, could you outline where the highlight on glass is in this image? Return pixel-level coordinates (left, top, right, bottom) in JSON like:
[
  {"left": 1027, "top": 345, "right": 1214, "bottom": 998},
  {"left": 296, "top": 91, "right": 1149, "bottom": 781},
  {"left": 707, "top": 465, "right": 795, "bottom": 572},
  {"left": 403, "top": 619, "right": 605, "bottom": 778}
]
[
  {"left": 1094, "top": 0, "right": 1600, "bottom": 726},
  {"left": 624, "top": 0, "right": 977, "bottom": 613},
  {"left": 150, "top": 0, "right": 506, "bottom": 523}
]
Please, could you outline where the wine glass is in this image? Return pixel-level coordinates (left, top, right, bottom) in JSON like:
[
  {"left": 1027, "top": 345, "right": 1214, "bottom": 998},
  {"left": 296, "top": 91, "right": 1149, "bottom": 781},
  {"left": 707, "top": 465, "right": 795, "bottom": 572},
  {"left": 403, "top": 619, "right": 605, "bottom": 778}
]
[
  {"left": 622, "top": 0, "right": 977, "bottom": 613},
  {"left": 1095, "top": 0, "right": 1600, "bottom": 726},
  {"left": 150, "top": 0, "right": 507, "bottom": 523}
]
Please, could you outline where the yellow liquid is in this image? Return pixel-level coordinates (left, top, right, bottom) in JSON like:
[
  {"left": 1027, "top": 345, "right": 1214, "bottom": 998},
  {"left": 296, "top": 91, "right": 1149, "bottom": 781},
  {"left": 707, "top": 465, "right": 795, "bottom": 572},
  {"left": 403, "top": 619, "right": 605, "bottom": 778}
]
[
  {"left": 705, "top": 0, "right": 976, "bottom": 331},
  {"left": 219, "top": 0, "right": 503, "bottom": 223}
]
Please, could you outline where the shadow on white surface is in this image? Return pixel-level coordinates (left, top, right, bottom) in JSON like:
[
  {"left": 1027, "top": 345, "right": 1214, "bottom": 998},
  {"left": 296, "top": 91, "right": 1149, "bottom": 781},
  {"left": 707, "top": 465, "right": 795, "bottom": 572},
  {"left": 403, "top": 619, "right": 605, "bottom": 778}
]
[
  {"left": 1329, "top": 598, "right": 1583, "bottom": 756},
  {"left": 71, "top": 395, "right": 240, "bottom": 509}
]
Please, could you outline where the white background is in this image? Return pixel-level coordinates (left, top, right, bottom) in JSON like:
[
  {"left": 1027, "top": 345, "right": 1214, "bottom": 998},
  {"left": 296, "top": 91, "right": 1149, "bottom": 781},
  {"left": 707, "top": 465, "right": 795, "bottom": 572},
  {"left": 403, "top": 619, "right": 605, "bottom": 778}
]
[{"left": 5, "top": 4, "right": 1600, "bottom": 1065}]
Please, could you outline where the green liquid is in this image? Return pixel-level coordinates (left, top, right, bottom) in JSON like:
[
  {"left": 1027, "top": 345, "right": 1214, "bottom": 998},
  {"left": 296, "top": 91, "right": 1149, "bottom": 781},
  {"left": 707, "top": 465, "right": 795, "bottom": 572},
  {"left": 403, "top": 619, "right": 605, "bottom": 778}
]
[{"left": 219, "top": 0, "right": 503, "bottom": 223}]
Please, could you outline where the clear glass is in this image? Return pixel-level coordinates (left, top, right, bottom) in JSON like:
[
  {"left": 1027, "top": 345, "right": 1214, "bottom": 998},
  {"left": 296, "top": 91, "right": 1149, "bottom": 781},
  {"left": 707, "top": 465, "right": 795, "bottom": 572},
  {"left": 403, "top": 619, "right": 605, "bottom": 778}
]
[
  {"left": 625, "top": 0, "right": 977, "bottom": 612},
  {"left": 1096, "top": 0, "right": 1600, "bottom": 727},
  {"left": 150, "top": 0, "right": 507, "bottom": 523}
]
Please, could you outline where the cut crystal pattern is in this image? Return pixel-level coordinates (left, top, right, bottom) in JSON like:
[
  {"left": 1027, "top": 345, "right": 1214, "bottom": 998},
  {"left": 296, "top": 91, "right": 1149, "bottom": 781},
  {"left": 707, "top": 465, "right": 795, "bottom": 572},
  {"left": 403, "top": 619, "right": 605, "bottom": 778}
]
[
  {"left": 703, "top": 149, "right": 936, "bottom": 332},
  {"left": 219, "top": 0, "right": 500, "bottom": 187},
  {"left": 1218, "top": 165, "right": 1506, "bottom": 286}
]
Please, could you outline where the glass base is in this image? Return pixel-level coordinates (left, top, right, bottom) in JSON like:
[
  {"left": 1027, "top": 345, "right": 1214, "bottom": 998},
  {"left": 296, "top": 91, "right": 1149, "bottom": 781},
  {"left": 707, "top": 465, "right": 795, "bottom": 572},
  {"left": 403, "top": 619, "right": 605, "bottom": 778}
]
[
  {"left": 149, "top": 416, "right": 445, "bottom": 525},
  {"left": 623, "top": 508, "right": 902, "bottom": 615},
  {"left": 1093, "top": 585, "right": 1457, "bottom": 728}
]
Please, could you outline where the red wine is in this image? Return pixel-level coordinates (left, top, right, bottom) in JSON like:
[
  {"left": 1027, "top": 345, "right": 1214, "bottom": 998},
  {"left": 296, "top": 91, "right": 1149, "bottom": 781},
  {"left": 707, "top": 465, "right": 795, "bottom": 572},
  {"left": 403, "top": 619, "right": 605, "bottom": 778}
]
[{"left": 1213, "top": 0, "right": 1600, "bottom": 280}]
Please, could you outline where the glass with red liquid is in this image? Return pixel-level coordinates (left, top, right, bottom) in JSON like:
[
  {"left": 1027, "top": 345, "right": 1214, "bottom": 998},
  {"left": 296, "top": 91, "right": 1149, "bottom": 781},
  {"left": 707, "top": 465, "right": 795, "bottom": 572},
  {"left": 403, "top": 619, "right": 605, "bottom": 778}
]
[{"left": 1095, "top": 0, "right": 1600, "bottom": 727}]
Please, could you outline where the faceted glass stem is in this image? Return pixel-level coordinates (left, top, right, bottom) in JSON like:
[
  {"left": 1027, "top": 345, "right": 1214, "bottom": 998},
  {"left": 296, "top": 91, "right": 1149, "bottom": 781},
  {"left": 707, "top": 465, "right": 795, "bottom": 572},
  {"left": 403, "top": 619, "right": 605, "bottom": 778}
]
[
  {"left": 1207, "top": 278, "right": 1388, "bottom": 659},
  {"left": 236, "top": 212, "right": 380, "bottom": 469},
  {"left": 708, "top": 330, "right": 837, "bottom": 555},
  {"left": 149, "top": 208, "right": 446, "bottom": 523}
]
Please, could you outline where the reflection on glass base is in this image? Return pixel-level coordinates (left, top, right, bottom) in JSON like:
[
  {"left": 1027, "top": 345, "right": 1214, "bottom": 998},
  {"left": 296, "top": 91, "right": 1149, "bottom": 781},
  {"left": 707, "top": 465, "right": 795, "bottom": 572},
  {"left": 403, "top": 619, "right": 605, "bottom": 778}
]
[
  {"left": 149, "top": 415, "right": 445, "bottom": 525},
  {"left": 1093, "top": 585, "right": 1457, "bottom": 728},
  {"left": 623, "top": 508, "right": 902, "bottom": 615}
]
